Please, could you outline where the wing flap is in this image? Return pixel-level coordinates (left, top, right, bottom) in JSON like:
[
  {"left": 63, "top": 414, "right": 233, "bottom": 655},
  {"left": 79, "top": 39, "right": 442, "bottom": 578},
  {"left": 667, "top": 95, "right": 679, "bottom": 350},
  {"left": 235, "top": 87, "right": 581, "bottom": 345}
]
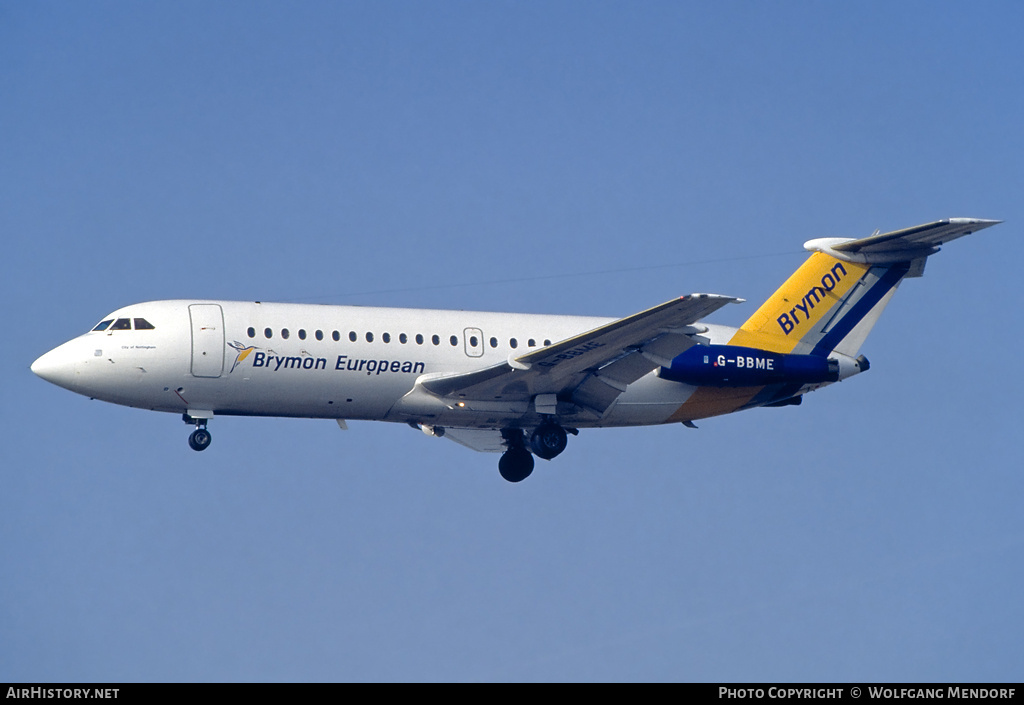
[
  {"left": 438, "top": 427, "right": 508, "bottom": 453},
  {"left": 592, "top": 349, "right": 657, "bottom": 389},
  {"left": 572, "top": 375, "right": 624, "bottom": 414}
]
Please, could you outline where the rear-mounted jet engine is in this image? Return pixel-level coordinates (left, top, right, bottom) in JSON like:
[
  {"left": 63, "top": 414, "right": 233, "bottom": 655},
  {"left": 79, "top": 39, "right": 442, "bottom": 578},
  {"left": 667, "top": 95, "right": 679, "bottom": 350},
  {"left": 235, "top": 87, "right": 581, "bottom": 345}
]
[{"left": 659, "top": 345, "right": 839, "bottom": 387}]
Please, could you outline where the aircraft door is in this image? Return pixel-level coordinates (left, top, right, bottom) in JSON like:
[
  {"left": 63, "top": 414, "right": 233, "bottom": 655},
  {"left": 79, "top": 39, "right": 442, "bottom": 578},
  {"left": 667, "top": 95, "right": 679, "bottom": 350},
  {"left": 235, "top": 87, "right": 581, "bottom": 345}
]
[
  {"left": 189, "top": 304, "right": 225, "bottom": 377},
  {"left": 464, "top": 327, "right": 484, "bottom": 358}
]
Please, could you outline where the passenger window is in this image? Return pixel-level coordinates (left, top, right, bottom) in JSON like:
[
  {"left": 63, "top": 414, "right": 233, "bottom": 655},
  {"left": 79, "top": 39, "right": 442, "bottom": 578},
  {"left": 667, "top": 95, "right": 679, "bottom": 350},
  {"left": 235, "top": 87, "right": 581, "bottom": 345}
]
[
  {"left": 134, "top": 318, "right": 155, "bottom": 330},
  {"left": 92, "top": 320, "right": 114, "bottom": 332},
  {"left": 416, "top": 334, "right": 424, "bottom": 345},
  {"left": 490, "top": 337, "right": 498, "bottom": 348},
  {"left": 544, "top": 339, "right": 551, "bottom": 346},
  {"left": 510, "top": 338, "right": 518, "bottom": 349},
  {"left": 432, "top": 335, "right": 440, "bottom": 346},
  {"left": 382, "top": 333, "right": 391, "bottom": 343},
  {"left": 265, "top": 328, "right": 273, "bottom": 339},
  {"left": 316, "top": 330, "right": 324, "bottom": 341},
  {"left": 247, "top": 327, "right": 256, "bottom": 338},
  {"left": 528, "top": 339, "right": 536, "bottom": 347},
  {"left": 365, "top": 332, "right": 374, "bottom": 343},
  {"left": 349, "top": 331, "right": 357, "bottom": 342},
  {"left": 298, "top": 329, "right": 306, "bottom": 340},
  {"left": 449, "top": 335, "right": 458, "bottom": 346},
  {"left": 399, "top": 333, "right": 407, "bottom": 344},
  {"left": 332, "top": 331, "right": 340, "bottom": 342},
  {"left": 469, "top": 336, "right": 478, "bottom": 347},
  {"left": 111, "top": 318, "right": 131, "bottom": 331},
  {"left": 281, "top": 328, "right": 290, "bottom": 339}
]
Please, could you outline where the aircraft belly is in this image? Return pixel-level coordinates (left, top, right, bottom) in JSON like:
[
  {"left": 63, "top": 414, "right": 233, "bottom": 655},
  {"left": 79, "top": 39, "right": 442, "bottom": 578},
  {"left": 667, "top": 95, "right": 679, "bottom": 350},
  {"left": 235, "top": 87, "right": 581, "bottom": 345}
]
[
  {"left": 601, "top": 402, "right": 687, "bottom": 427},
  {"left": 193, "top": 369, "right": 413, "bottom": 420},
  {"left": 598, "top": 375, "right": 699, "bottom": 427},
  {"left": 666, "top": 385, "right": 765, "bottom": 422}
]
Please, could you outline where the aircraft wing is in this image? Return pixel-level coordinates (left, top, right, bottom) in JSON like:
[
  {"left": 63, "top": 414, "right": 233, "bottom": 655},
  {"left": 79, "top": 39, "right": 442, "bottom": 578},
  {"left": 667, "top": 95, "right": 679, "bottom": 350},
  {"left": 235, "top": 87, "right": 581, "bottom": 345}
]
[{"left": 417, "top": 293, "right": 741, "bottom": 417}]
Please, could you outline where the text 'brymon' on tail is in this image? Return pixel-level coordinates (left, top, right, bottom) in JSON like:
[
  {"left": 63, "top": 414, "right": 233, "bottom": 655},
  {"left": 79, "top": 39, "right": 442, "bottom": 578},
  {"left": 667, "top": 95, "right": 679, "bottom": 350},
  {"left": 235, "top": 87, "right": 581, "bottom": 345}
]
[{"left": 728, "top": 218, "right": 1001, "bottom": 359}]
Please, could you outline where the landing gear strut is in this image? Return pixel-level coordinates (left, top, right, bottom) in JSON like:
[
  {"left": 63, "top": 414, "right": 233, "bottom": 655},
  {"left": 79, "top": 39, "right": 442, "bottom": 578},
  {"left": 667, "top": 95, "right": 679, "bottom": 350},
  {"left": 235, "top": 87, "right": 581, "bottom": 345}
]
[{"left": 184, "top": 414, "right": 212, "bottom": 451}]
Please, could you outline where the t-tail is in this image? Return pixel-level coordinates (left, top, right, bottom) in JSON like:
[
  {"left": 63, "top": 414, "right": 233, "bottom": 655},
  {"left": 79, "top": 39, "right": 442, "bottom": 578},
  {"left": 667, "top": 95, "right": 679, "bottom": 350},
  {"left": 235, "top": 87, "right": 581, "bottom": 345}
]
[
  {"left": 663, "top": 218, "right": 1000, "bottom": 420},
  {"left": 728, "top": 218, "right": 1001, "bottom": 360}
]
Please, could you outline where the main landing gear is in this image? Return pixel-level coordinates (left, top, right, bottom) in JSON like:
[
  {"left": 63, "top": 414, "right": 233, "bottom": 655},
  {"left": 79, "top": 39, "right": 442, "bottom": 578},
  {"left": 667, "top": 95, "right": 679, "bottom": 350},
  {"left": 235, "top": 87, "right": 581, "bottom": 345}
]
[
  {"left": 184, "top": 414, "right": 212, "bottom": 451},
  {"left": 529, "top": 422, "right": 568, "bottom": 460},
  {"left": 498, "top": 423, "right": 574, "bottom": 483},
  {"left": 498, "top": 446, "right": 534, "bottom": 483}
]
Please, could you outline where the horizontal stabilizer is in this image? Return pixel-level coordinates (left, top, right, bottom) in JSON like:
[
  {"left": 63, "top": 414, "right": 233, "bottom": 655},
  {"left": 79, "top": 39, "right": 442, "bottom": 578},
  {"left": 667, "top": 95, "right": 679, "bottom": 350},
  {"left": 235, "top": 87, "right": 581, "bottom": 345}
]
[{"left": 805, "top": 218, "right": 1001, "bottom": 264}]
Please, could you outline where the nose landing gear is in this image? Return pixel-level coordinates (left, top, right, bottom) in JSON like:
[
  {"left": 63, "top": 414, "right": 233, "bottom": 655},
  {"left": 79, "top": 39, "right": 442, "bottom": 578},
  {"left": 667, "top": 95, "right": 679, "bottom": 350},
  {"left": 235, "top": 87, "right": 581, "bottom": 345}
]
[
  {"left": 183, "top": 413, "right": 212, "bottom": 451},
  {"left": 188, "top": 428, "right": 212, "bottom": 451}
]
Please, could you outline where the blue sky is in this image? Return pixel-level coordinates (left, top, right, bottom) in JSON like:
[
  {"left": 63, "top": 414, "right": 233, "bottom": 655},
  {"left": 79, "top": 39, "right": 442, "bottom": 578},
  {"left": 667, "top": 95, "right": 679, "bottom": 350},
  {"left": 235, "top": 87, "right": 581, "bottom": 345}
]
[{"left": 3, "top": 1, "right": 1022, "bottom": 682}]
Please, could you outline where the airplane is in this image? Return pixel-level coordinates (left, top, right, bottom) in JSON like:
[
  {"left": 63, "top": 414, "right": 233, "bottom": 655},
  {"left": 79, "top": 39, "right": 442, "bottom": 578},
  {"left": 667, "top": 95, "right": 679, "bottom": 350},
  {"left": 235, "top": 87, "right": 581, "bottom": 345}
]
[{"left": 31, "top": 218, "right": 999, "bottom": 482}]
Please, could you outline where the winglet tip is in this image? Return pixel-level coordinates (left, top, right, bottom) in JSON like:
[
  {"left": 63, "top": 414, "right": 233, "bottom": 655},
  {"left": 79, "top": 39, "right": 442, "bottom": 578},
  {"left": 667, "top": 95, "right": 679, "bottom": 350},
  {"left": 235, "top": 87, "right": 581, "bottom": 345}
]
[
  {"left": 685, "top": 293, "right": 745, "bottom": 303},
  {"left": 949, "top": 217, "right": 1003, "bottom": 225},
  {"left": 944, "top": 217, "right": 1003, "bottom": 234}
]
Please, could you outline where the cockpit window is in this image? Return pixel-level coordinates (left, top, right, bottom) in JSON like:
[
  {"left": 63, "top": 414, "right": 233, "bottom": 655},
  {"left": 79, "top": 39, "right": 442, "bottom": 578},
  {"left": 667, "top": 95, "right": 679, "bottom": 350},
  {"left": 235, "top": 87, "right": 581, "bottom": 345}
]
[
  {"left": 92, "top": 319, "right": 114, "bottom": 332},
  {"left": 134, "top": 318, "right": 155, "bottom": 330},
  {"left": 110, "top": 318, "right": 132, "bottom": 330}
]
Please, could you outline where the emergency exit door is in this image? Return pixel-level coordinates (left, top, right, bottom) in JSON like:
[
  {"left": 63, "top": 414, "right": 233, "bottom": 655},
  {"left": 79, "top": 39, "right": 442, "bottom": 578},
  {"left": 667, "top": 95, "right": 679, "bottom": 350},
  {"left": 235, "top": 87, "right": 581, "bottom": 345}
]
[{"left": 189, "top": 304, "right": 225, "bottom": 377}]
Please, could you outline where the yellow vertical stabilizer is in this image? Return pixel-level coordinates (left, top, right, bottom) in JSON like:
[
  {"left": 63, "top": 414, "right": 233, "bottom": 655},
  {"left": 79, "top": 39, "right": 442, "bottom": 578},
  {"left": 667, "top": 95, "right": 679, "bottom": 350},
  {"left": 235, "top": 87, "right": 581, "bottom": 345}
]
[{"left": 729, "top": 253, "right": 870, "bottom": 354}]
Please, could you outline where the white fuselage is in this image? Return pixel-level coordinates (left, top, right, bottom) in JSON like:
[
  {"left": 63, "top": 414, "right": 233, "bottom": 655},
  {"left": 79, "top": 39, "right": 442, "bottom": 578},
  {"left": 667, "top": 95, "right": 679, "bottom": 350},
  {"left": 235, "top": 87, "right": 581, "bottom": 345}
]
[{"left": 32, "top": 299, "right": 761, "bottom": 430}]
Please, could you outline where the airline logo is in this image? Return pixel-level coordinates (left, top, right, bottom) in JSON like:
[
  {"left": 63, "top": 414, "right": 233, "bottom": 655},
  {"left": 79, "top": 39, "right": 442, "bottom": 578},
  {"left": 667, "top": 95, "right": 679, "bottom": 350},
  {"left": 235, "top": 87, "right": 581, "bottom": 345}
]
[
  {"left": 227, "top": 341, "right": 257, "bottom": 373},
  {"left": 253, "top": 352, "right": 328, "bottom": 371},
  {"left": 226, "top": 342, "right": 425, "bottom": 377},
  {"left": 776, "top": 262, "right": 847, "bottom": 335}
]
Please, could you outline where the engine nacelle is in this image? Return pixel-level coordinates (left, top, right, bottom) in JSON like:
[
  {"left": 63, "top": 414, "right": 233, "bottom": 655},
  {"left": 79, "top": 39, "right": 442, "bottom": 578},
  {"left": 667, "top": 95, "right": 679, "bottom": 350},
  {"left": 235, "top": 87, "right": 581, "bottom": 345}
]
[{"left": 659, "top": 345, "right": 839, "bottom": 387}]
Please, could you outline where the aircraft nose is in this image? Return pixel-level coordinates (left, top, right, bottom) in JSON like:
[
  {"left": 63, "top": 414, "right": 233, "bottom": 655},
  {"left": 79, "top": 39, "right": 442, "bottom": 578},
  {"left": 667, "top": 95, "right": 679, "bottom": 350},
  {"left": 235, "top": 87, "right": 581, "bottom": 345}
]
[{"left": 31, "top": 342, "right": 81, "bottom": 390}]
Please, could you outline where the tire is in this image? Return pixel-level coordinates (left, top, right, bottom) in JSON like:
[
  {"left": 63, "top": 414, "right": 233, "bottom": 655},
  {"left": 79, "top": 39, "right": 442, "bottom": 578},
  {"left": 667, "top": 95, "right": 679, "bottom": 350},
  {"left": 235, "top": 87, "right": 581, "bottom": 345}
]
[
  {"left": 189, "top": 428, "right": 212, "bottom": 451},
  {"left": 498, "top": 448, "right": 534, "bottom": 482},
  {"left": 529, "top": 423, "right": 567, "bottom": 460}
]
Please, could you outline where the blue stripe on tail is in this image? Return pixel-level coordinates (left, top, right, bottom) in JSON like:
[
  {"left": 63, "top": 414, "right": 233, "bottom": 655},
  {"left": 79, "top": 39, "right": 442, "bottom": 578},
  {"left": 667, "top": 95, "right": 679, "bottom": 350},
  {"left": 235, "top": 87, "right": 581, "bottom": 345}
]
[{"left": 809, "top": 262, "right": 910, "bottom": 357}]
